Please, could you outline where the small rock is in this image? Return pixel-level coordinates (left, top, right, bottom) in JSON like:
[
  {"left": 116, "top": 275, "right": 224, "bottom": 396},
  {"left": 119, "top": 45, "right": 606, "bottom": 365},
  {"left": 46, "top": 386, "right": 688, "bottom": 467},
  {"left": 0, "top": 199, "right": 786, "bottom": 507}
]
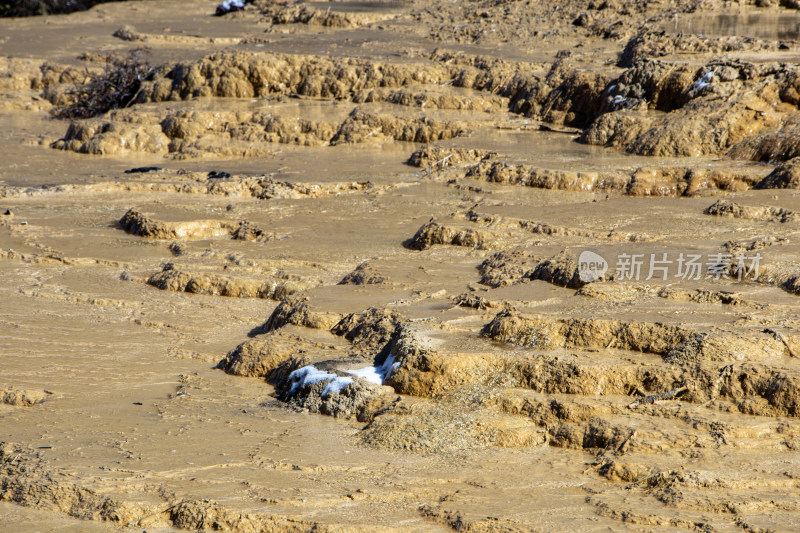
[
  {"left": 168, "top": 242, "right": 187, "bottom": 256},
  {"left": 208, "top": 170, "right": 232, "bottom": 179},
  {"left": 573, "top": 12, "right": 590, "bottom": 26},
  {"left": 124, "top": 166, "right": 163, "bottom": 174}
]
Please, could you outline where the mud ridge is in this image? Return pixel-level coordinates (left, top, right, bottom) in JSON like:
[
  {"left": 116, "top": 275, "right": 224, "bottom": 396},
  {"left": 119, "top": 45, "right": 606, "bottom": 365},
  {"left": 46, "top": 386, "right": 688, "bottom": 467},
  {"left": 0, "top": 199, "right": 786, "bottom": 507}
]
[
  {"left": 47, "top": 48, "right": 800, "bottom": 167},
  {"left": 704, "top": 199, "right": 797, "bottom": 223},
  {"left": 479, "top": 248, "right": 614, "bottom": 289},
  {"left": 406, "top": 146, "right": 495, "bottom": 169},
  {"left": 2, "top": 177, "right": 375, "bottom": 202},
  {"left": 0, "top": 388, "right": 48, "bottom": 407},
  {"left": 119, "top": 208, "right": 233, "bottom": 239},
  {"left": 465, "top": 208, "right": 653, "bottom": 242},
  {"left": 52, "top": 104, "right": 472, "bottom": 155},
  {"left": 146, "top": 263, "right": 317, "bottom": 300},
  {"left": 265, "top": 3, "right": 397, "bottom": 29},
  {"left": 481, "top": 310, "right": 786, "bottom": 364},
  {"left": 467, "top": 156, "right": 767, "bottom": 196}
]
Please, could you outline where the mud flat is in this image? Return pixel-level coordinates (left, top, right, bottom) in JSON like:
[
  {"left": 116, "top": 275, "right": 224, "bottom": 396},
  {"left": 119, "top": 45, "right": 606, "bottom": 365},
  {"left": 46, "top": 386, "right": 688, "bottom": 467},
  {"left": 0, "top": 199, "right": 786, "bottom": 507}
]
[{"left": 3, "top": 0, "right": 800, "bottom": 531}]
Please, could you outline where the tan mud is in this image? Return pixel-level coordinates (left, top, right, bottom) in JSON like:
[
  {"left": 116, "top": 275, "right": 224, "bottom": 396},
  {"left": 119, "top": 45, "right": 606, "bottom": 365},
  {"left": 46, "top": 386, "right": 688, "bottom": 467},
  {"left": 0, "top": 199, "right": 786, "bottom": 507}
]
[{"left": 4, "top": 0, "right": 800, "bottom": 532}]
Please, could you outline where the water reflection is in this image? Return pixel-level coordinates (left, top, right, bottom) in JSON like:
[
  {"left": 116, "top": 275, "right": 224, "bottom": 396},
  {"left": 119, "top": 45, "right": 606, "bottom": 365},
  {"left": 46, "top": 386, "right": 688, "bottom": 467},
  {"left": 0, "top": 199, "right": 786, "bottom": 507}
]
[
  {"left": 668, "top": 11, "right": 800, "bottom": 40},
  {"left": 308, "top": 1, "right": 410, "bottom": 14}
]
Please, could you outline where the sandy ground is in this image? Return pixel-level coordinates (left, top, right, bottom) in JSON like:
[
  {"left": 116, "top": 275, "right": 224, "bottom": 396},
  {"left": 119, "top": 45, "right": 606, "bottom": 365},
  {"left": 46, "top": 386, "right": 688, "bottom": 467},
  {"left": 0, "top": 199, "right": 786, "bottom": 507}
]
[{"left": 3, "top": 0, "right": 800, "bottom": 531}]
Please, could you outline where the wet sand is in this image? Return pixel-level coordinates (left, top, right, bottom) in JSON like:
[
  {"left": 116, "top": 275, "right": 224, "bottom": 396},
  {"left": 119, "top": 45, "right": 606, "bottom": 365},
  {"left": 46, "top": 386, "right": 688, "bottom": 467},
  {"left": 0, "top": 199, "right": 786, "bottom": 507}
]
[{"left": 2, "top": 0, "right": 800, "bottom": 531}]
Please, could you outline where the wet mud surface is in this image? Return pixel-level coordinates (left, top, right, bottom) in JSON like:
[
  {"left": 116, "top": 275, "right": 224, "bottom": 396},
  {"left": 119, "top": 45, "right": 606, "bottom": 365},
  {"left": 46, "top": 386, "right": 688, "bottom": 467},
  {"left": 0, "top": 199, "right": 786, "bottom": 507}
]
[{"left": 3, "top": 0, "right": 800, "bottom": 531}]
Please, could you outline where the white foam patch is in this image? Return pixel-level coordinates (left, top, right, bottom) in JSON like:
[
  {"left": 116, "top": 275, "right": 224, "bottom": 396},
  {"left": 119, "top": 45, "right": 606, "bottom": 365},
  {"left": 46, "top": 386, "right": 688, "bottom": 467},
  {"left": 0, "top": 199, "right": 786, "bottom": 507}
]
[
  {"left": 347, "top": 355, "right": 398, "bottom": 385},
  {"left": 322, "top": 377, "right": 353, "bottom": 397},
  {"left": 218, "top": 0, "right": 246, "bottom": 12},
  {"left": 287, "top": 365, "right": 356, "bottom": 398},
  {"left": 347, "top": 366, "right": 382, "bottom": 384},
  {"left": 287, "top": 356, "right": 399, "bottom": 400}
]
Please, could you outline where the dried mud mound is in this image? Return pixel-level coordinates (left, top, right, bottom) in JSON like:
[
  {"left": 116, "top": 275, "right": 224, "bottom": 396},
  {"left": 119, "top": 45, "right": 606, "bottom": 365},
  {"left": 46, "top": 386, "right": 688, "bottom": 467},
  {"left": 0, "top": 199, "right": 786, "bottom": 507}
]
[
  {"left": 381, "top": 324, "right": 506, "bottom": 398},
  {"left": 0, "top": 57, "right": 94, "bottom": 111},
  {"left": 406, "top": 219, "right": 491, "bottom": 250},
  {"left": 704, "top": 198, "right": 797, "bottom": 222},
  {"left": 264, "top": 321, "right": 548, "bottom": 451},
  {"left": 119, "top": 208, "right": 233, "bottom": 239},
  {"left": 52, "top": 117, "right": 170, "bottom": 156},
  {"left": 360, "top": 392, "right": 546, "bottom": 452},
  {"left": 1, "top": 388, "right": 48, "bottom": 407},
  {"left": 406, "top": 146, "right": 495, "bottom": 169},
  {"left": 329, "top": 108, "right": 468, "bottom": 145},
  {"left": 147, "top": 263, "right": 317, "bottom": 300},
  {"left": 265, "top": 3, "right": 399, "bottom": 29},
  {"left": 338, "top": 262, "right": 387, "bottom": 285},
  {"left": 755, "top": 156, "right": 800, "bottom": 189},
  {"left": 479, "top": 249, "right": 595, "bottom": 289},
  {"left": 580, "top": 58, "right": 800, "bottom": 161},
  {"left": 280, "top": 368, "right": 392, "bottom": 420},
  {"left": 481, "top": 310, "right": 787, "bottom": 363},
  {"left": 331, "top": 307, "right": 405, "bottom": 350},
  {"left": 240, "top": 302, "right": 800, "bottom": 460},
  {"left": 355, "top": 86, "right": 506, "bottom": 113},
  {"left": 262, "top": 296, "right": 344, "bottom": 332},
  {"left": 50, "top": 174, "right": 375, "bottom": 203},
  {"left": 217, "top": 330, "right": 345, "bottom": 382},
  {"left": 482, "top": 311, "right": 695, "bottom": 354}
]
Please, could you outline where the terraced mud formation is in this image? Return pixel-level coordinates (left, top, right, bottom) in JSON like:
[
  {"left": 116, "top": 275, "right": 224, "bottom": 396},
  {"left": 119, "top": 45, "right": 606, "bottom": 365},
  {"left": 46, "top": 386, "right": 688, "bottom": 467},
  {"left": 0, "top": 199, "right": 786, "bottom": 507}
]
[{"left": 3, "top": 0, "right": 800, "bottom": 531}]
